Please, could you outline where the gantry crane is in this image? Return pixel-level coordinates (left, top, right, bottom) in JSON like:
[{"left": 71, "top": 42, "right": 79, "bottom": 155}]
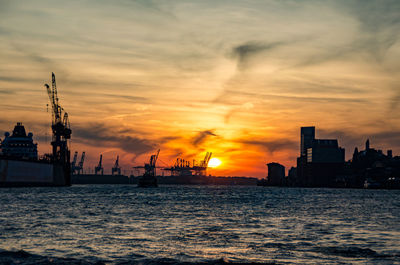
[
  {"left": 164, "top": 152, "right": 212, "bottom": 176},
  {"left": 112, "top": 155, "right": 121, "bottom": 175},
  {"left": 95, "top": 154, "right": 104, "bottom": 175}
]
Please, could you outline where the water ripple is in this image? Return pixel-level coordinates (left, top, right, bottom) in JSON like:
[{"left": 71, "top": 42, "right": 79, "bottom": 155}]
[{"left": 0, "top": 185, "right": 399, "bottom": 264}]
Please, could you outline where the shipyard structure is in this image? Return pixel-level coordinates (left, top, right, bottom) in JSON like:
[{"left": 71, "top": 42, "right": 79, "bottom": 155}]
[
  {"left": 70, "top": 152, "right": 133, "bottom": 184},
  {"left": 0, "top": 73, "right": 71, "bottom": 187},
  {"left": 71, "top": 150, "right": 258, "bottom": 186}
]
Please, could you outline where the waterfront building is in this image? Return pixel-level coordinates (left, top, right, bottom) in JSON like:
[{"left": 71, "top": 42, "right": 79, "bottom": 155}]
[
  {"left": 296, "top": 126, "right": 345, "bottom": 187},
  {"left": 306, "top": 139, "right": 345, "bottom": 186},
  {"left": 267, "top": 162, "right": 285, "bottom": 186},
  {"left": 301, "top": 126, "right": 315, "bottom": 156}
]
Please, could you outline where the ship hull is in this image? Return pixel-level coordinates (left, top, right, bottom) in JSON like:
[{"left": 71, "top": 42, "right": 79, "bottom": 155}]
[{"left": 0, "top": 158, "right": 70, "bottom": 187}]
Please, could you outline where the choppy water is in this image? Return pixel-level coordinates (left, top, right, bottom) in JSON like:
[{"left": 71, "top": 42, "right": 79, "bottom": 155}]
[{"left": 0, "top": 185, "right": 399, "bottom": 265}]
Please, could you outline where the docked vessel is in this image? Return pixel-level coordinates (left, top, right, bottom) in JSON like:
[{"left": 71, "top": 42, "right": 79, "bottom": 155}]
[{"left": 0, "top": 73, "right": 71, "bottom": 187}]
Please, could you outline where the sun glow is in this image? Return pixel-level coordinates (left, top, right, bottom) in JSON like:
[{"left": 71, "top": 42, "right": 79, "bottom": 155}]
[{"left": 208, "top": 157, "right": 222, "bottom": 168}]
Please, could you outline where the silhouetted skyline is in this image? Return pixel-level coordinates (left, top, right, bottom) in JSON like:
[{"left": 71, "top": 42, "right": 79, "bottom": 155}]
[{"left": 1, "top": 0, "right": 400, "bottom": 177}]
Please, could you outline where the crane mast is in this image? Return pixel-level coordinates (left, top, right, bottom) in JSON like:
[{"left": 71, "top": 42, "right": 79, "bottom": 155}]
[
  {"left": 95, "top": 154, "right": 104, "bottom": 175},
  {"left": 145, "top": 149, "right": 160, "bottom": 177},
  {"left": 112, "top": 155, "right": 121, "bottom": 175},
  {"left": 77, "top": 152, "right": 85, "bottom": 174},
  {"left": 45, "top": 72, "right": 71, "bottom": 184},
  {"left": 137, "top": 149, "right": 160, "bottom": 187},
  {"left": 45, "top": 73, "right": 71, "bottom": 158}
]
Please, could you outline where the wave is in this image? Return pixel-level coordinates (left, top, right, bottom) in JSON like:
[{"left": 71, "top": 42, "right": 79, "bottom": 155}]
[
  {"left": 0, "top": 250, "right": 277, "bottom": 265},
  {"left": 312, "top": 246, "right": 400, "bottom": 259}
]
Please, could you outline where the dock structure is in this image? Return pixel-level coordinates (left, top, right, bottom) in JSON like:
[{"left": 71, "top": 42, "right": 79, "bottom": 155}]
[{"left": 164, "top": 152, "right": 212, "bottom": 177}]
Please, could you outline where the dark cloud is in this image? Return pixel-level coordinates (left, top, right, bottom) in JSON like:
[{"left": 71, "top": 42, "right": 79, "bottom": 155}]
[
  {"left": 73, "top": 123, "right": 154, "bottom": 155},
  {"left": 191, "top": 130, "right": 217, "bottom": 146},
  {"left": 239, "top": 139, "right": 297, "bottom": 154},
  {"left": 230, "top": 41, "right": 286, "bottom": 70}
]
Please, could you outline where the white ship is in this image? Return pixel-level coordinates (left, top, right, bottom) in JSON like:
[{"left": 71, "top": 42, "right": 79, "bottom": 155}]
[{"left": 0, "top": 73, "right": 71, "bottom": 187}]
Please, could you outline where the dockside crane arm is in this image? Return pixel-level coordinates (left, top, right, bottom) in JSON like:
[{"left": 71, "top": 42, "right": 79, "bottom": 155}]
[
  {"left": 155, "top": 149, "right": 160, "bottom": 166},
  {"left": 206, "top": 152, "right": 212, "bottom": 167},
  {"left": 150, "top": 149, "right": 160, "bottom": 167},
  {"left": 71, "top": 151, "right": 78, "bottom": 167},
  {"left": 45, "top": 72, "right": 63, "bottom": 125}
]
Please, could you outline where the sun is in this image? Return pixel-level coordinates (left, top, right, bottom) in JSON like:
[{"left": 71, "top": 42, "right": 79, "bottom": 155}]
[{"left": 208, "top": 157, "right": 222, "bottom": 168}]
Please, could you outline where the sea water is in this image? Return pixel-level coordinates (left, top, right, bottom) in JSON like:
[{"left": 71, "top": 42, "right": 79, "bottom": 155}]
[{"left": 0, "top": 185, "right": 399, "bottom": 264}]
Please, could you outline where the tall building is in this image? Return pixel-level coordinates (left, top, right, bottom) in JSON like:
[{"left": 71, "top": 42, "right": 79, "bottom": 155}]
[
  {"left": 297, "top": 126, "right": 345, "bottom": 187},
  {"left": 300, "top": 126, "right": 315, "bottom": 156},
  {"left": 267, "top": 162, "right": 285, "bottom": 186},
  {"left": 306, "top": 139, "right": 345, "bottom": 186}
]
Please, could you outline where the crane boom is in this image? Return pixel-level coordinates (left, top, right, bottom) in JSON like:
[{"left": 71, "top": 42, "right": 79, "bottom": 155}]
[{"left": 44, "top": 72, "right": 72, "bottom": 184}]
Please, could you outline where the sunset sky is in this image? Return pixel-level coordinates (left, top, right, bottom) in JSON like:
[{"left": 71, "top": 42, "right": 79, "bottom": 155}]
[{"left": 1, "top": 0, "right": 399, "bottom": 177}]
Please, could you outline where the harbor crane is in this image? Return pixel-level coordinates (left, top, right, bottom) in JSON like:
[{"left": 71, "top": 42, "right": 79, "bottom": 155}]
[
  {"left": 145, "top": 149, "right": 160, "bottom": 177},
  {"left": 71, "top": 151, "right": 78, "bottom": 172},
  {"left": 194, "top": 152, "right": 212, "bottom": 175},
  {"left": 112, "top": 155, "right": 121, "bottom": 175},
  {"left": 45, "top": 72, "right": 71, "bottom": 183},
  {"left": 95, "top": 154, "right": 104, "bottom": 175},
  {"left": 73, "top": 151, "right": 85, "bottom": 174},
  {"left": 45, "top": 73, "right": 71, "bottom": 159},
  {"left": 135, "top": 149, "right": 160, "bottom": 187},
  {"left": 164, "top": 152, "right": 212, "bottom": 176}
]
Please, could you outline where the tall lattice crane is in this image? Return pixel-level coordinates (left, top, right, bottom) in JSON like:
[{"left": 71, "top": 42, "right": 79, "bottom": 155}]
[
  {"left": 45, "top": 72, "right": 71, "bottom": 183},
  {"left": 112, "top": 155, "right": 121, "bottom": 175},
  {"left": 136, "top": 149, "right": 160, "bottom": 187},
  {"left": 45, "top": 73, "right": 72, "bottom": 185},
  {"left": 77, "top": 152, "right": 85, "bottom": 174},
  {"left": 145, "top": 149, "right": 160, "bottom": 177},
  {"left": 195, "top": 152, "right": 212, "bottom": 175},
  {"left": 71, "top": 151, "right": 78, "bottom": 169},
  {"left": 71, "top": 151, "right": 78, "bottom": 173},
  {"left": 95, "top": 154, "right": 104, "bottom": 175}
]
